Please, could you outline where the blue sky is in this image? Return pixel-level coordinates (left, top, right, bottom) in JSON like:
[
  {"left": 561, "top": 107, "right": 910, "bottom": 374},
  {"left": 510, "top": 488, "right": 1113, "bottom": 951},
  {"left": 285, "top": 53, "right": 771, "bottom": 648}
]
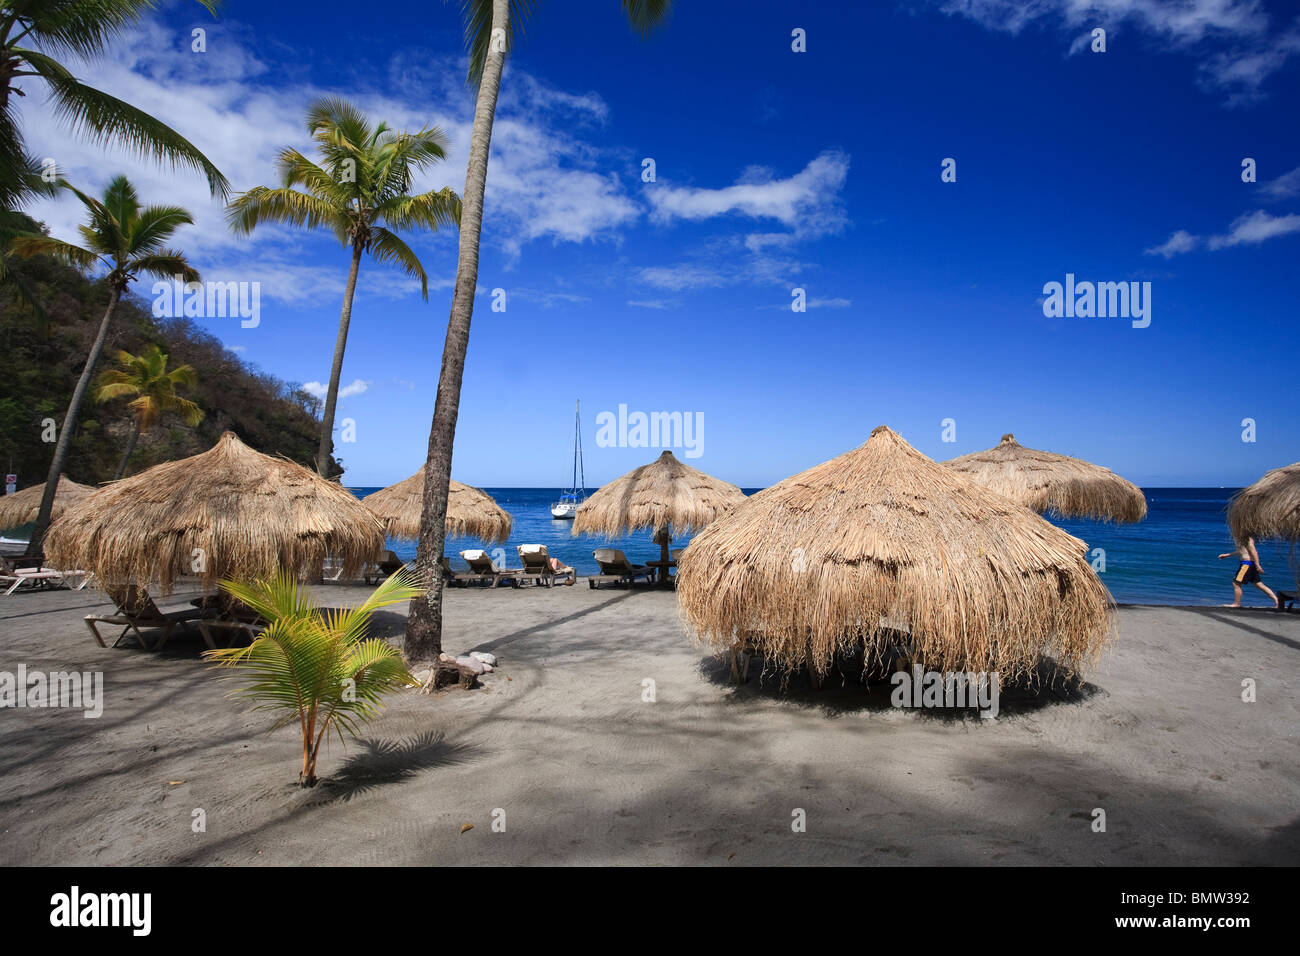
[{"left": 20, "top": 0, "right": 1300, "bottom": 487}]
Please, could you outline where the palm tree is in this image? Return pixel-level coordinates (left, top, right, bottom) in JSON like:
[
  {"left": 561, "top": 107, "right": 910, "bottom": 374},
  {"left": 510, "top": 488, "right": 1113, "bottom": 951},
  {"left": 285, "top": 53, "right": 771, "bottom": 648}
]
[
  {"left": 8, "top": 175, "right": 198, "bottom": 553},
  {"left": 0, "top": 0, "right": 229, "bottom": 210},
  {"left": 226, "top": 98, "right": 461, "bottom": 477},
  {"left": 96, "top": 343, "right": 204, "bottom": 479},
  {"left": 205, "top": 572, "right": 420, "bottom": 787},
  {"left": 404, "top": 0, "right": 672, "bottom": 660}
]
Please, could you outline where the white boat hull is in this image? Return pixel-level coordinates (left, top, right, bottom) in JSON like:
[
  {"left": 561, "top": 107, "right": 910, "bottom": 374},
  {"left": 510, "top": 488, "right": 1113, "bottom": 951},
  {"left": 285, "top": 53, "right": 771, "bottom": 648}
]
[{"left": 551, "top": 503, "right": 578, "bottom": 519}]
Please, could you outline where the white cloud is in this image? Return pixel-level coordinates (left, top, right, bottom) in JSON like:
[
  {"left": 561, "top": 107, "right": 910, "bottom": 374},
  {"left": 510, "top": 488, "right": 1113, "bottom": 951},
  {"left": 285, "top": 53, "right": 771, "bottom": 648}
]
[
  {"left": 933, "top": 0, "right": 1297, "bottom": 100},
  {"left": 647, "top": 151, "right": 850, "bottom": 248},
  {"left": 636, "top": 264, "right": 729, "bottom": 291},
  {"left": 1262, "top": 166, "right": 1300, "bottom": 200},
  {"left": 1146, "top": 211, "right": 1300, "bottom": 256},
  {"left": 17, "top": 20, "right": 643, "bottom": 294},
  {"left": 759, "top": 297, "right": 852, "bottom": 310},
  {"left": 1144, "top": 229, "right": 1200, "bottom": 257},
  {"left": 302, "top": 379, "right": 369, "bottom": 400},
  {"left": 627, "top": 299, "right": 669, "bottom": 309},
  {"left": 1206, "top": 209, "right": 1300, "bottom": 249}
]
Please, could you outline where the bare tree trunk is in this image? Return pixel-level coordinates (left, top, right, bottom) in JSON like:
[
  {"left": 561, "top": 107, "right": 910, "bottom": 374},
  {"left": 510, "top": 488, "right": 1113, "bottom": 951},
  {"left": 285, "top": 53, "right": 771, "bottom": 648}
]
[
  {"left": 26, "top": 287, "right": 122, "bottom": 555},
  {"left": 113, "top": 417, "right": 142, "bottom": 480},
  {"left": 316, "top": 243, "right": 364, "bottom": 477},
  {"left": 405, "top": 0, "right": 509, "bottom": 661}
]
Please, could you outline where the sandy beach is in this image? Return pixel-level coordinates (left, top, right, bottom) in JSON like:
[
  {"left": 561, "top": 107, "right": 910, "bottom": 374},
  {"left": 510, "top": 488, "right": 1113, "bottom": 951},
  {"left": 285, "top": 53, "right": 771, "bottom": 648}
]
[{"left": 0, "top": 582, "right": 1296, "bottom": 866}]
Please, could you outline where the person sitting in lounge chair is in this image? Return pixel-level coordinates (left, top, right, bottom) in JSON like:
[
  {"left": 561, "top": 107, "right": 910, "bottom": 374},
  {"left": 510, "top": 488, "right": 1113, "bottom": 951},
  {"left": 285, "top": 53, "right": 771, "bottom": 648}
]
[{"left": 516, "top": 544, "right": 576, "bottom": 587}]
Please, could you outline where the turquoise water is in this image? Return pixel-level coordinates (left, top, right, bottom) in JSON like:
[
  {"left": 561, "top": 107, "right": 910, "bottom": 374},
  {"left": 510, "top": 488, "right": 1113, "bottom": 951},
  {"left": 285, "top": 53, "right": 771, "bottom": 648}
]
[{"left": 348, "top": 486, "right": 1298, "bottom": 607}]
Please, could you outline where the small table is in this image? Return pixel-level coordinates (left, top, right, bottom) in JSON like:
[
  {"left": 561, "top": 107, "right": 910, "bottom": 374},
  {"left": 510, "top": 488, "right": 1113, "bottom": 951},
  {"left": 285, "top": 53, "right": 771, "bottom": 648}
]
[{"left": 646, "top": 560, "right": 676, "bottom": 587}]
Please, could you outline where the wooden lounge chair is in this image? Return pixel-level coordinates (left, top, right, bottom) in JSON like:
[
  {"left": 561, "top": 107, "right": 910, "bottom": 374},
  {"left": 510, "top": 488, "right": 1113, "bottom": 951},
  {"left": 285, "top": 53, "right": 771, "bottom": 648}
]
[
  {"left": 440, "top": 555, "right": 470, "bottom": 587},
  {"left": 364, "top": 549, "right": 406, "bottom": 585},
  {"left": 517, "top": 544, "right": 575, "bottom": 587},
  {"left": 588, "top": 548, "right": 655, "bottom": 589},
  {"left": 460, "top": 549, "right": 519, "bottom": 588},
  {"left": 84, "top": 585, "right": 205, "bottom": 651}
]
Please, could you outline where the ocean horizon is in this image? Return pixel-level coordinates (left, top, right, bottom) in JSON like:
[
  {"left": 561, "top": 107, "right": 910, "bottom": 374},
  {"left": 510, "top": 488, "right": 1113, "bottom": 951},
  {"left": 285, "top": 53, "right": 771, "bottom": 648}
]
[{"left": 348, "top": 486, "right": 1297, "bottom": 607}]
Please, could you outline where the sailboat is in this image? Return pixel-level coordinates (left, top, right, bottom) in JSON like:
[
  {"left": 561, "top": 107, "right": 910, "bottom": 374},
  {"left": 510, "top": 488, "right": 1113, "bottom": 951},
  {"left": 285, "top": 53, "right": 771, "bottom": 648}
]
[{"left": 551, "top": 400, "right": 586, "bottom": 519}]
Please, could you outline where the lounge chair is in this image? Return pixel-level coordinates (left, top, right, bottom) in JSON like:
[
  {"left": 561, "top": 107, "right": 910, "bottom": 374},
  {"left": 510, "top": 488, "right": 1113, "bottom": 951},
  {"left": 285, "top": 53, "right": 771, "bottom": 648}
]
[
  {"left": 517, "top": 545, "right": 575, "bottom": 587},
  {"left": 322, "top": 556, "right": 347, "bottom": 582},
  {"left": 460, "top": 549, "right": 519, "bottom": 588},
  {"left": 440, "top": 555, "right": 470, "bottom": 587},
  {"left": 1278, "top": 590, "right": 1297, "bottom": 610},
  {"left": 364, "top": 549, "right": 406, "bottom": 585},
  {"left": 0, "top": 555, "right": 90, "bottom": 595},
  {"left": 84, "top": 585, "right": 205, "bottom": 651},
  {"left": 589, "top": 548, "right": 655, "bottom": 589}
]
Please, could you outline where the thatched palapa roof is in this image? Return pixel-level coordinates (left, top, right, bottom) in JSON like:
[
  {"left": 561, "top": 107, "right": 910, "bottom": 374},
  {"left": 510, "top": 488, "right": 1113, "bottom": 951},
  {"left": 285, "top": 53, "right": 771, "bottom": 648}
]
[
  {"left": 677, "top": 426, "right": 1113, "bottom": 681},
  {"left": 942, "top": 433, "right": 1146, "bottom": 523},
  {"left": 362, "top": 471, "right": 511, "bottom": 543},
  {"left": 1228, "top": 460, "right": 1300, "bottom": 544},
  {"left": 572, "top": 450, "right": 746, "bottom": 540},
  {"left": 0, "top": 476, "right": 95, "bottom": 530},
  {"left": 45, "top": 431, "right": 384, "bottom": 592}
]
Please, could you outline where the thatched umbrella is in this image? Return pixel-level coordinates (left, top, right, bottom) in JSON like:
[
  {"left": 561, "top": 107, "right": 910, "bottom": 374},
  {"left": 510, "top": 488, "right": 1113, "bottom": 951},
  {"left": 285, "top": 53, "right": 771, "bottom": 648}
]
[
  {"left": 677, "top": 426, "right": 1112, "bottom": 682},
  {"left": 1228, "top": 460, "right": 1300, "bottom": 544},
  {"left": 943, "top": 433, "right": 1146, "bottom": 523},
  {"left": 572, "top": 450, "right": 746, "bottom": 567},
  {"left": 362, "top": 471, "right": 511, "bottom": 543},
  {"left": 45, "top": 431, "right": 383, "bottom": 592},
  {"left": 0, "top": 476, "right": 95, "bottom": 531}
]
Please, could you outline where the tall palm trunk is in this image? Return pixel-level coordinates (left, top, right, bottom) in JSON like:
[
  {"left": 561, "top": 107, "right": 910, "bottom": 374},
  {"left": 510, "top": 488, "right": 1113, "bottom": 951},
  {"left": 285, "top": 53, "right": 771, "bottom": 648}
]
[
  {"left": 316, "top": 243, "right": 364, "bottom": 477},
  {"left": 27, "top": 286, "right": 122, "bottom": 555},
  {"left": 113, "top": 417, "right": 142, "bottom": 480},
  {"left": 405, "top": 0, "right": 509, "bottom": 660}
]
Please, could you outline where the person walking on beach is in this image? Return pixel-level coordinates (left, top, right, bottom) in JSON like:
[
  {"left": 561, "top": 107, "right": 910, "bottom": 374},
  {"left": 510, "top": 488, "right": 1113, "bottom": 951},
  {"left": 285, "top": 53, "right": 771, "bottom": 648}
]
[{"left": 1218, "top": 536, "right": 1280, "bottom": 608}]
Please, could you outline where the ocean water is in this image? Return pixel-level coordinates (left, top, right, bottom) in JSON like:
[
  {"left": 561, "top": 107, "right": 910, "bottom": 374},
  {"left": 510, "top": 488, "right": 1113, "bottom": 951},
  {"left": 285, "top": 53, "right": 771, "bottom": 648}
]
[{"left": 348, "top": 486, "right": 1299, "bottom": 607}]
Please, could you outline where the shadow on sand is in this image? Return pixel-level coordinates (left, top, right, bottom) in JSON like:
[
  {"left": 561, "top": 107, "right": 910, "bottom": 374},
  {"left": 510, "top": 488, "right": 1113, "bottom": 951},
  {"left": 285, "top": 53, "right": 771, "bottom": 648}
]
[
  {"left": 317, "top": 731, "right": 480, "bottom": 803},
  {"left": 698, "top": 651, "right": 1101, "bottom": 721}
]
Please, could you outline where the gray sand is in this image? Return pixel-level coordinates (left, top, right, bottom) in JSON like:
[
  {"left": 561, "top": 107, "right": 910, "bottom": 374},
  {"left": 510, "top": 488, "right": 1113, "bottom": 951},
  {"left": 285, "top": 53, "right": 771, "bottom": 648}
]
[{"left": 0, "top": 582, "right": 1296, "bottom": 865}]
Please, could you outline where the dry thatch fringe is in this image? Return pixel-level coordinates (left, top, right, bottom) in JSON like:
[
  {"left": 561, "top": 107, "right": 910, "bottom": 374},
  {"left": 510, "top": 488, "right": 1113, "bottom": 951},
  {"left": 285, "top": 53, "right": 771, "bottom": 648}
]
[
  {"left": 0, "top": 476, "right": 96, "bottom": 530},
  {"left": 1228, "top": 460, "right": 1300, "bottom": 545},
  {"left": 362, "top": 471, "right": 511, "bottom": 543},
  {"left": 677, "top": 426, "right": 1114, "bottom": 683},
  {"left": 943, "top": 433, "right": 1147, "bottom": 523},
  {"left": 45, "top": 431, "right": 384, "bottom": 593},
  {"left": 572, "top": 450, "right": 746, "bottom": 540}
]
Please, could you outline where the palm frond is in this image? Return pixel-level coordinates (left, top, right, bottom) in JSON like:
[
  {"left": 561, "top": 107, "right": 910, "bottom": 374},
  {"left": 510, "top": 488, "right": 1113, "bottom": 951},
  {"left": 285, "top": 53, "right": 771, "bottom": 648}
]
[
  {"left": 129, "top": 204, "right": 195, "bottom": 254},
  {"left": 130, "top": 250, "right": 198, "bottom": 284},
  {"left": 368, "top": 227, "right": 429, "bottom": 299},
  {"left": 621, "top": 0, "right": 673, "bottom": 37},
  {"left": 6, "top": 233, "right": 100, "bottom": 270},
  {"left": 376, "top": 188, "right": 461, "bottom": 231},
  {"left": 27, "top": 54, "right": 230, "bottom": 199},
  {"left": 225, "top": 186, "right": 349, "bottom": 237}
]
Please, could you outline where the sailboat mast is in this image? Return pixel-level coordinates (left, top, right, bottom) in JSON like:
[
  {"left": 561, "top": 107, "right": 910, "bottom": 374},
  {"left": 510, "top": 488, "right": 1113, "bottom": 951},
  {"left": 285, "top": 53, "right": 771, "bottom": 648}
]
[{"left": 577, "top": 400, "right": 585, "bottom": 495}]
